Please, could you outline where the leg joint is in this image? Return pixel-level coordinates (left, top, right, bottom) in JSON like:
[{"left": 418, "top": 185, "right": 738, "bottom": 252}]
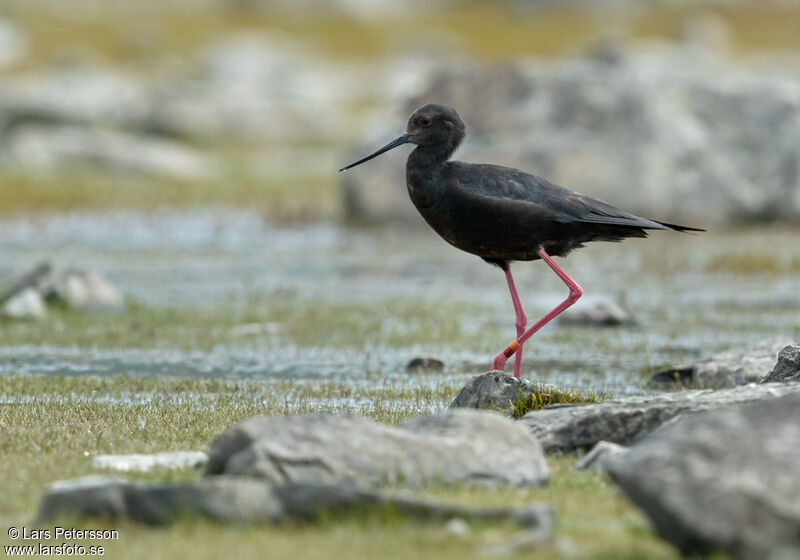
[{"left": 503, "top": 341, "right": 521, "bottom": 357}]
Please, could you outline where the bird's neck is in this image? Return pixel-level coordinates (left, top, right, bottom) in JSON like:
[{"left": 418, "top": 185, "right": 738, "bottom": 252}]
[
  {"left": 407, "top": 144, "right": 452, "bottom": 170},
  {"left": 406, "top": 147, "right": 448, "bottom": 192}
]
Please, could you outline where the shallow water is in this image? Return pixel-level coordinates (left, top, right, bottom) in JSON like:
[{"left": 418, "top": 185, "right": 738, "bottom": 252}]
[{"left": 1, "top": 211, "right": 798, "bottom": 396}]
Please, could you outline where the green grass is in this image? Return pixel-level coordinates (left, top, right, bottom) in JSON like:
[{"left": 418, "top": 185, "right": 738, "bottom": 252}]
[
  {"left": 7, "top": 1, "right": 800, "bottom": 71},
  {"left": 705, "top": 252, "right": 800, "bottom": 275},
  {"left": 511, "top": 384, "right": 606, "bottom": 418},
  {"left": 0, "top": 373, "right": 680, "bottom": 560},
  {"left": 0, "top": 165, "right": 338, "bottom": 222},
  {"left": 0, "top": 296, "right": 495, "bottom": 351},
  {"left": 0, "top": 375, "right": 456, "bottom": 516}
]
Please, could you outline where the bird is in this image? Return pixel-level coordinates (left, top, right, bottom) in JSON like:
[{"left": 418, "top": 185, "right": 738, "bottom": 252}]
[{"left": 339, "top": 103, "right": 703, "bottom": 378}]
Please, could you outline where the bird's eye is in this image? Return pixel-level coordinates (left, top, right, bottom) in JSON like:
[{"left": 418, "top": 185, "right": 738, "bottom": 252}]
[{"left": 419, "top": 117, "right": 432, "bottom": 127}]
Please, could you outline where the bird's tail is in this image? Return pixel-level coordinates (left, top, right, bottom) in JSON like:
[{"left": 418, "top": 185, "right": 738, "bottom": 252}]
[{"left": 656, "top": 221, "right": 706, "bottom": 233}]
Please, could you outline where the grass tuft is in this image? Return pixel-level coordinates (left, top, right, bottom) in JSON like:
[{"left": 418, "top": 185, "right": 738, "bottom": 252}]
[{"left": 510, "top": 384, "right": 606, "bottom": 419}]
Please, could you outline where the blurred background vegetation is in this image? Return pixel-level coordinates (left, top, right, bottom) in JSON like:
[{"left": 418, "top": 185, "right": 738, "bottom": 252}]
[
  {"left": 2, "top": 0, "right": 800, "bottom": 223},
  {"left": 1, "top": 0, "right": 799, "bottom": 371}
]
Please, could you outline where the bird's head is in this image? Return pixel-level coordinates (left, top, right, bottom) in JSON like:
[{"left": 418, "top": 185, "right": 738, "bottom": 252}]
[
  {"left": 405, "top": 103, "right": 465, "bottom": 149},
  {"left": 339, "top": 103, "right": 465, "bottom": 172}
]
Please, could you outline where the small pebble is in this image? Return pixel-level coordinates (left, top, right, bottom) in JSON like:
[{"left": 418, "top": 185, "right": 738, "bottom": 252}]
[
  {"left": 406, "top": 357, "right": 445, "bottom": 373},
  {"left": 444, "top": 517, "right": 470, "bottom": 537}
]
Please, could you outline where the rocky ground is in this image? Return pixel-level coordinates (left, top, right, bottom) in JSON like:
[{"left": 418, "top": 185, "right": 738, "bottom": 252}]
[{"left": 20, "top": 347, "right": 800, "bottom": 559}]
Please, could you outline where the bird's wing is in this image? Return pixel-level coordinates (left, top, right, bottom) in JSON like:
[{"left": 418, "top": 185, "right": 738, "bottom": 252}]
[{"left": 451, "top": 162, "right": 670, "bottom": 230}]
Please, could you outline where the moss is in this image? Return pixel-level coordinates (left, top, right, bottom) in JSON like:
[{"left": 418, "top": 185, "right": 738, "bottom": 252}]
[
  {"left": 511, "top": 384, "right": 606, "bottom": 419},
  {"left": 637, "top": 363, "right": 675, "bottom": 379}
]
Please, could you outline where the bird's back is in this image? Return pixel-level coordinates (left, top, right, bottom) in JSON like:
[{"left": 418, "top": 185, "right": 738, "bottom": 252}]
[{"left": 410, "top": 161, "right": 695, "bottom": 263}]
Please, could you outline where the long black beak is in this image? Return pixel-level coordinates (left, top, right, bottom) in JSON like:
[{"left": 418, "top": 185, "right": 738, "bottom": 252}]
[{"left": 339, "top": 133, "right": 409, "bottom": 172}]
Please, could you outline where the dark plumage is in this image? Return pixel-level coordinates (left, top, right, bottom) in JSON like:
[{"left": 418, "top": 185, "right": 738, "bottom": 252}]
[
  {"left": 413, "top": 159, "right": 698, "bottom": 266},
  {"left": 340, "top": 103, "right": 703, "bottom": 376}
]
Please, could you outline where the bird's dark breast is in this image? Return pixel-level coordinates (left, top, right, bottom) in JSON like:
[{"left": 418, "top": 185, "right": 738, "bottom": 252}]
[{"left": 407, "top": 174, "right": 582, "bottom": 262}]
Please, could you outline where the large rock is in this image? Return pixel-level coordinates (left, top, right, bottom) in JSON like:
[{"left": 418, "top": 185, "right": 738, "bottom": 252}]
[
  {"left": 0, "top": 38, "right": 357, "bottom": 148},
  {"left": 762, "top": 344, "right": 800, "bottom": 383},
  {"left": 37, "top": 475, "right": 284, "bottom": 526},
  {"left": 0, "top": 67, "right": 149, "bottom": 131},
  {"left": 605, "top": 391, "right": 800, "bottom": 559},
  {"left": 145, "top": 35, "right": 356, "bottom": 143},
  {"left": 6, "top": 124, "right": 214, "bottom": 180},
  {"left": 649, "top": 337, "right": 794, "bottom": 388},
  {"left": 342, "top": 46, "right": 800, "bottom": 225},
  {"left": 520, "top": 382, "right": 800, "bottom": 453},
  {"left": 37, "top": 475, "right": 553, "bottom": 529},
  {"left": 206, "top": 409, "right": 549, "bottom": 487}
]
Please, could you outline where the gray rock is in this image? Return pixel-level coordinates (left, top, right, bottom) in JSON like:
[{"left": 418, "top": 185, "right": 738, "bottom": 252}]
[
  {"left": 48, "top": 267, "right": 125, "bottom": 311},
  {"left": 38, "top": 476, "right": 130, "bottom": 521},
  {"left": 217, "top": 0, "right": 457, "bottom": 20},
  {"left": 449, "top": 372, "right": 540, "bottom": 414},
  {"left": 605, "top": 391, "right": 800, "bottom": 559},
  {"left": 0, "top": 37, "right": 364, "bottom": 148},
  {"left": 573, "top": 441, "right": 629, "bottom": 472},
  {"left": 38, "top": 475, "right": 283, "bottom": 525},
  {"left": 91, "top": 451, "right": 208, "bottom": 473},
  {"left": 0, "top": 67, "right": 149, "bottom": 131},
  {"left": 6, "top": 124, "right": 214, "bottom": 180},
  {"left": 558, "top": 298, "right": 636, "bottom": 327},
  {"left": 406, "top": 357, "right": 445, "bottom": 373},
  {"left": 194, "top": 477, "right": 284, "bottom": 524},
  {"left": 1, "top": 287, "right": 46, "bottom": 320},
  {"left": 679, "top": 11, "right": 731, "bottom": 52},
  {"left": 0, "top": 19, "right": 27, "bottom": 69},
  {"left": 520, "top": 382, "right": 800, "bottom": 454},
  {"left": 206, "top": 409, "right": 548, "bottom": 487},
  {"left": 146, "top": 35, "right": 356, "bottom": 143},
  {"left": 342, "top": 46, "right": 800, "bottom": 225},
  {"left": 269, "top": 483, "right": 552, "bottom": 527},
  {"left": 1, "top": 261, "right": 124, "bottom": 312},
  {"left": 443, "top": 517, "right": 470, "bottom": 537},
  {"left": 38, "top": 475, "right": 553, "bottom": 530},
  {"left": 479, "top": 525, "right": 554, "bottom": 557},
  {"left": 341, "top": 143, "right": 426, "bottom": 224},
  {"left": 0, "top": 262, "right": 51, "bottom": 306},
  {"left": 762, "top": 345, "right": 800, "bottom": 383},
  {"left": 650, "top": 337, "right": 794, "bottom": 388}
]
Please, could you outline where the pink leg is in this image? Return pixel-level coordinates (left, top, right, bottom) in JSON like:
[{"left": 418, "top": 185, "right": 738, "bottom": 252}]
[
  {"left": 492, "top": 248, "right": 583, "bottom": 372},
  {"left": 503, "top": 266, "right": 528, "bottom": 379}
]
